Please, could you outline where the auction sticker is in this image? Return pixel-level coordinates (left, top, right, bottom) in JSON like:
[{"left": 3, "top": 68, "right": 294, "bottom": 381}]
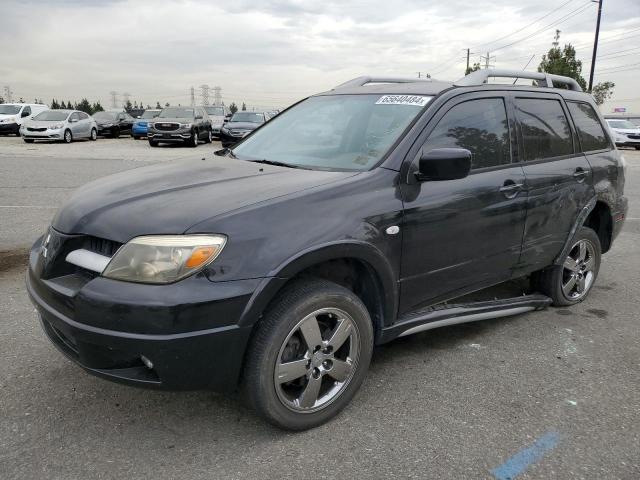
[{"left": 375, "top": 95, "right": 431, "bottom": 106}]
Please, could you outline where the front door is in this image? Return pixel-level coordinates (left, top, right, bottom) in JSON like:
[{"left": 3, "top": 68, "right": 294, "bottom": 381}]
[{"left": 399, "top": 93, "right": 527, "bottom": 315}]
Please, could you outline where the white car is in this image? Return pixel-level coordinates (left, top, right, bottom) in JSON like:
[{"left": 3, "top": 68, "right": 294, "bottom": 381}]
[
  {"left": 606, "top": 119, "right": 640, "bottom": 149},
  {"left": 0, "top": 103, "right": 48, "bottom": 136},
  {"left": 203, "top": 105, "right": 229, "bottom": 137},
  {"left": 21, "top": 109, "right": 98, "bottom": 143}
]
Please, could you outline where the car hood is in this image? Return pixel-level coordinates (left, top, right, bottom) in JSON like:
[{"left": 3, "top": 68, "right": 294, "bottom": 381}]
[
  {"left": 225, "top": 121, "right": 261, "bottom": 130},
  {"left": 52, "top": 156, "right": 356, "bottom": 243},
  {"left": 95, "top": 118, "right": 117, "bottom": 125},
  {"left": 0, "top": 113, "right": 19, "bottom": 120},
  {"left": 152, "top": 117, "right": 193, "bottom": 124},
  {"left": 26, "top": 120, "right": 67, "bottom": 127}
]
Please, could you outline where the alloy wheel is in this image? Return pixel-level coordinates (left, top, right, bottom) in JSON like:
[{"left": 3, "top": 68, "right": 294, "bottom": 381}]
[
  {"left": 274, "top": 308, "right": 360, "bottom": 413},
  {"left": 64, "top": 130, "right": 72, "bottom": 143},
  {"left": 561, "top": 239, "right": 596, "bottom": 300}
]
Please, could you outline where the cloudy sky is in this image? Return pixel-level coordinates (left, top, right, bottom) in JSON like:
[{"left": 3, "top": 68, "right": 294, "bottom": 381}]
[{"left": 1, "top": 0, "right": 639, "bottom": 112}]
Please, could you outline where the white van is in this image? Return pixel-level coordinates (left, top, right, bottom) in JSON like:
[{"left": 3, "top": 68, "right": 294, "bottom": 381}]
[{"left": 0, "top": 103, "right": 49, "bottom": 136}]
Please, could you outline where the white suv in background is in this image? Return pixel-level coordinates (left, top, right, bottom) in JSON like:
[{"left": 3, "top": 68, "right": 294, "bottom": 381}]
[
  {"left": 203, "top": 105, "right": 229, "bottom": 138},
  {"left": 606, "top": 119, "right": 640, "bottom": 149},
  {"left": 0, "top": 103, "right": 48, "bottom": 136}
]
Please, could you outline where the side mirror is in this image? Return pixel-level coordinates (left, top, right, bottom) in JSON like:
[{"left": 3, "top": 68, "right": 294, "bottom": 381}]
[
  {"left": 416, "top": 148, "right": 472, "bottom": 181},
  {"left": 21, "top": 111, "right": 30, "bottom": 118},
  {"left": 195, "top": 115, "right": 203, "bottom": 120},
  {"left": 70, "top": 118, "right": 79, "bottom": 123}
]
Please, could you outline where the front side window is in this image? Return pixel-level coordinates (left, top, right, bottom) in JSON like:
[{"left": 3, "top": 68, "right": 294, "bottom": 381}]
[
  {"left": 22, "top": 106, "right": 31, "bottom": 117},
  {"left": 233, "top": 94, "right": 432, "bottom": 171},
  {"left": 421, "top": 98, "right": 511, "bottom": 169},
  {"left": 568, "top": 102, "right": 610, "bottom": 151},
  {"left": 69, "top": 112, "right": 80, "bottom": 121},
  {"left": 515, "top": 98, "right": 573, "bottom": 161}
]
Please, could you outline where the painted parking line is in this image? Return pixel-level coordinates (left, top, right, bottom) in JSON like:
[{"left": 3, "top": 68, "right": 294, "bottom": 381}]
[
  {"left": 0, "top": 205, "right": 58, "bottom": 209},
  {"left": 491, "top": 431, "right": 561, "bottom": 480}
]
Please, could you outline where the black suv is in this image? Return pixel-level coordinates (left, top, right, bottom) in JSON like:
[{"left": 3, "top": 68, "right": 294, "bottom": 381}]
[
  {"left": 147, "top": 106, "right": 212, "bottom": 147},
  {"left": 26, "top": 70, "right": 627, "bottom": 430}
]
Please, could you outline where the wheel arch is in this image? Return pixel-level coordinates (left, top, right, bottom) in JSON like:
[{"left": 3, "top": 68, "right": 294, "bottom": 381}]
[
  {"left": 583, "top": 200, "right": 613, "bottom": 253},
  {"left": 237, "top": 241, "right": 398, "bottom": 343}
]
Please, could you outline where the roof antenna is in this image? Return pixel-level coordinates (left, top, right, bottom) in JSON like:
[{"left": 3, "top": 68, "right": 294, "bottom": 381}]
[{"left": 513, "top": 54, "right": 537, "bottom": 85}]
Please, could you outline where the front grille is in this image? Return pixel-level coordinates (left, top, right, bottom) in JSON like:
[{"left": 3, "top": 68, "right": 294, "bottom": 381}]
[
  {"left": 83, "top": 236, "right": 122, "bottom": 257},
  {"left": 155, "top": 123, "right": 179, "bottom": 131},
  {"left": 27, "top": 127, "right": 47, "bottom": 132},
  {"left": 627, "top": 134, "right": 640, "bottom": 139}
]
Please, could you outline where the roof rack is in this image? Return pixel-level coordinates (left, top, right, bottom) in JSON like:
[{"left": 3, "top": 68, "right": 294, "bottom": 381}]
[
  {"left": 333, "top": 76, "right": 431, "bottom": 90},
  {"left": 454, "top": 69, "right": 583, "bottom": 92}
]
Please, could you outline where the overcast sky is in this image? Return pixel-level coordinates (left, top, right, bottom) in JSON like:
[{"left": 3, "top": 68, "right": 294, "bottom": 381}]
[{"left": 1, "top": 0, "right": 639, "bottom": 112}]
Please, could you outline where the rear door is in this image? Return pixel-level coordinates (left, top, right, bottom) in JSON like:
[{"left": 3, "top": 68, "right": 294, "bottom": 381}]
[
  {"left": 68, "top": 112, "right": 83, "bottom": 137},
  {"left": 399, "top": 92, "right": 528, "bottom": 314},
  {"left": 77, "top": 112, "right": 91, "bottom": 136},
  {"left": 513, "top": 93, "right": 594, "bottom": 272}
]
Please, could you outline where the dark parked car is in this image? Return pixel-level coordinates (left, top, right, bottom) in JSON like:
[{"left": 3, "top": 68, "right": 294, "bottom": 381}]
[
  {"left": 93, "top": 111, "right": 135, "bottom": 137},
  {"left": 219, "top": 111, "right": 268, "bottom": 147},
  {"left": 27, "top": 70, "right": 627, "bottom": 430},
  {"left": 147, "top": 106, "right": 212, "bottom": 147}
]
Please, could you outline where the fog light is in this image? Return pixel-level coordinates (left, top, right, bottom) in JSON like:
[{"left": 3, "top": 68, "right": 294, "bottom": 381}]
[{"left": 140, "top": 355, "right": 154, "bottom": 369}]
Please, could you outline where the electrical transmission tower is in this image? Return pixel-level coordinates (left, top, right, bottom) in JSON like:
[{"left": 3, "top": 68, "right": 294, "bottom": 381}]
[
  {"left": 190, "top": 86, "right": 195, "bottom": 107},
  {"left": 110, "top": 91, "right": 118, "bottom": 109},
  {"left": 481, "top": 52, "right": 495, "bottom": 69},
  {"left": 3, "top": 85, "right": 13, "bottom": 103},
  {"left": 199, "top": 84, "right": 210, "bottom": 105},
  {"left": 213, "top": 86, "right": 222, "bottom": 106}
]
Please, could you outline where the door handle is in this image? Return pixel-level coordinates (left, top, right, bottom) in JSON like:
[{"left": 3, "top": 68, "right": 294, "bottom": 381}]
[
  {"left": 499, "top": 181, "right": 524, "bottom": 198},
  {"left": 573, "top": 168, "right": 589, "bottom": 182}
]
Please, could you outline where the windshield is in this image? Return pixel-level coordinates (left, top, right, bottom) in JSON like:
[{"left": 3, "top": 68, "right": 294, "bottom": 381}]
[
  {"left": 205, "top": 106, "right": 225, "bottom": 116},
  {"left": 158, "top": 107, "right": 194, "bottom": 118},
  {"left": 34, "top": 110, "right": 69, "bottom": 121},
  {"left": 231, "top": 112, "right": 264, "bottom": 123},
  {"left": 140, "top": 110, "right": 159, "bottom": 119},
  {"left": 232, "top": 94, "right": 432, "bottom": 171},
  {"left": 608, "top": 120, "right": 637, "bottom": 129},
  {"left": 0, "top": 105, "right": 21, "bottom": 115},
  {"left": 93, "top": 111, "right": 118, "bottom": 121}
]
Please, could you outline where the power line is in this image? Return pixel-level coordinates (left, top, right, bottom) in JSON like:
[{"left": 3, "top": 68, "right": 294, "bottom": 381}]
[
  {"left": 470, "top": 0, "right": 576, "bottom": 50},
  {"left": 597, "top": 61, "right": 640, "bottom": 73}
]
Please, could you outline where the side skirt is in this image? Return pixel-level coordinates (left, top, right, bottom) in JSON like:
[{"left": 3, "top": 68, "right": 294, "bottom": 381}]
[{"left": 380, "top": 294, "right": 552, "bottom": 343}]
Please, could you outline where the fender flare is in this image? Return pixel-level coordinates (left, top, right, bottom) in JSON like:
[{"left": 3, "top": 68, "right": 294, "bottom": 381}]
[
  {"left": 236, "top": 240, "right": 398, "bottom": 329},
  {"left": 553, "top": 196, "right": 597, "bottom": 265}
]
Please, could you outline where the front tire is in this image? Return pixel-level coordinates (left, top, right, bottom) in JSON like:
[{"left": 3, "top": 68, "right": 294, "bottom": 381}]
[
  {"left": 23, "top": 139, "right": 34, "bottom": 143},
  {"left": 149, "top": 140, "right": 158, "bottom": 147},
  {"left": 63, "top": 129, "right": 72, "bottom": 143},
  {"left": 188, "top": 129, "right": 198, "bottom": 147},
  {"left": 532, "top": 227, "right": 601, "bottom": 306},
  {"left": 111, "top": 127, "right": 120, "bottom": 138},
  {"left": 90, "top": 128, "right": 97, "bottom": 141},
  {"left": 243, "top": 279, "right": 374, "bottom": 431},
  {"left": 204, "top": 129, "right": 212, "bottom": 144}
]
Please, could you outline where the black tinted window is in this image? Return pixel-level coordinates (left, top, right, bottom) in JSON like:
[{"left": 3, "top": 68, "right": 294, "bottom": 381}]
[
  {"left": 422, "top": 98, "right": 511, "bottom": 169},
  {"left": 568, "top": 102, "right": 610, "bottom": 151},
  {"left": 516, "top": 98, "right": 573, "bottom": 160}
]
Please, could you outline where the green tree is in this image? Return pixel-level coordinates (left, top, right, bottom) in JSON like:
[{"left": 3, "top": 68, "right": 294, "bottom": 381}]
[
  {"left": 229, "top": 102, "right": 238, "bottom": 114},
  {"left": 241, "top": 102, "right": 246, "bottom": 111},
  {"left": 19, "top": 97, "right": 25, "bottom": 103},
  {"left": 465, "top": 62, "right": 481, "bottom": 75},
  {"left": 538, "top": 30, "right": 587, "bottom": 90},
  {"left": 125, "top": 99, "right": 133, "bottom": 112},
  {"left": 91, "top": 101, "right": 104, "bottom": 114},
  {"left": 0, "top": 96, "right": 5, "bottom": 104},
  {"left": 75, "top": 98, "right": 92, "bottom": 114},
  {"left": 60, "top": 101, "right": 66, "bottom": 109},
  {"left": 68, "top": 100, "right": 74, "bottom": 109},
  {"left": 165, "top": 102, "right": 170, "bottom": 107},
  {"left": 591, "top": 81, "right": 615, "bottom": 106},
  {"left": 51, "top": 99, "right": 60, "bottom": 109},
  {"left": 156, "top": 101, "right": 162, "bottom": 109}
]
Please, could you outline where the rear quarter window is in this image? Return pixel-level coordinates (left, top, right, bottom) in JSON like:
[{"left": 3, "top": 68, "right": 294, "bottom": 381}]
[
  {"left": 515, "top": 98, "right": 573, "bottom": 161},
  {"left": 567, "top": 102, "right": 610, "bottom": 152}
]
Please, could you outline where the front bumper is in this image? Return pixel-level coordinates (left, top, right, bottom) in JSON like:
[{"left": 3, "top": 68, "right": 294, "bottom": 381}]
[
  {"left": 26, "top": 237, "right": 258, "bottom": 391},
  {"left": 219, "top": 130, "right": 250, "bottom": 147},
  {"left": 0, "top": 122, "right": 19, "bottom": 133},
  {"left": 148, "top": 128, "right": 192, "bottom": 143},
  {"left": 22, "top": 127, "right": 64, "bottom": 139}
]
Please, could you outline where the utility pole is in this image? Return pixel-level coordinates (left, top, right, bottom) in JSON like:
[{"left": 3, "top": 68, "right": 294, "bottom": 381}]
[
  {"left": 199, "top": 84, "right": 210, "bottom": 105},
  {"left": 109, "top": 91, "right": 118, "bottom": 109},
  {"left": 480, "top": 52, "right": 495, "bottom": 69},
  {"left": 466, "top": 48, "right": 470, "bottom": 73},
  {"left": 190, "top": 86, "right": 195, "bottom": 107},
  {"left": 588, "top": 0, "right": 603, "bottom": 92}
]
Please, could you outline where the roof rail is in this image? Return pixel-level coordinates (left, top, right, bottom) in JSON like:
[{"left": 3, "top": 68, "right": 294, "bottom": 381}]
[
  {"left": 333, "top": 76, "right": 431, "bottom": 90},
  {"left": 454, "top": 69, "right": 583, "bottom": 92}
]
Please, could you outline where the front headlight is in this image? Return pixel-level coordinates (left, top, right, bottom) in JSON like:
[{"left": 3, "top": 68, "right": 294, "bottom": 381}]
[
  {"left": 221, "top": 127, "right": 229, "bottom": 134},
  {"left": 102, "top": 235, "right": 226, "bottom": 284},
  {"left": 180, "top": 123, "right": 192, "bottom": 128},
  {"left": 147, "top": 122, "right": 154, "bottom": 129},
  {"left": 50, "top": 123, "right": 64, "bottom": 130},
  {"left": 103, "top": 123, "right": 113, "bottom": 127},
  {"left": 2, "top": 117, "right": 16, "bottom": 123}
]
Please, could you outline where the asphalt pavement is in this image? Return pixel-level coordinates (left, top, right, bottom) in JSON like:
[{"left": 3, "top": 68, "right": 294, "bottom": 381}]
[{"left": 1, "top": 136, "right": 638, "bottom": 479}]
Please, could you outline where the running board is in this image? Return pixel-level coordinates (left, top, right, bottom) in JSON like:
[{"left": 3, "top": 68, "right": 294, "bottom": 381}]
[{"left": 380, "top": 294, "right": 552, "bottom": 343}]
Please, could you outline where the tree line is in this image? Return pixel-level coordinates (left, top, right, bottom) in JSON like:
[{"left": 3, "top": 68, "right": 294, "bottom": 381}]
[{"left": 50, "top": 98, "right": 104, "bottom": 115}]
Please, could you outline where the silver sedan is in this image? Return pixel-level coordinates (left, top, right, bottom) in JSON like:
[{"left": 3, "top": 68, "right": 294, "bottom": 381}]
[{"left": 21, "top": 110, "right": 98, "bottom": 143}]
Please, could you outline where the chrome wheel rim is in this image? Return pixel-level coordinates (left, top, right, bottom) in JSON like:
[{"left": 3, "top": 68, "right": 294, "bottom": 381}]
[
  {"left": 64, "top": 131, "right": 71, "bottom": 142},
  {"left": 562, "top": 239, "right": 596, "bottom": 300},
  {"left": 274, "top": 308, "right": 360, "bottom": 413}
]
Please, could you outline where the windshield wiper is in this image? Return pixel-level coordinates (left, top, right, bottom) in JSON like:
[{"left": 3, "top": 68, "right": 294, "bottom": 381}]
[{"left": 248, "top": 159, "right": 304, "bottom": 169}]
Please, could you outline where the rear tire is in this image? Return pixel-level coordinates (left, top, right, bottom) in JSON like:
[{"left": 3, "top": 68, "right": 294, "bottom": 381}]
[
  {"left": 532, "top": 226, "right": 601, "bottom": 306},
  {"left": 635, "top": 146, "right": 640, "bottom": 150},
  {"left": 243, "top": 278, "right": 374, "bottom": 431}
]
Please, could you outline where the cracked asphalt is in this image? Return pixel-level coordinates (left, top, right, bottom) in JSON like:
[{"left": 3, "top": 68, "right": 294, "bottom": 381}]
[{"left": 1, "top": 136, "right": 638, "bottom": 479}]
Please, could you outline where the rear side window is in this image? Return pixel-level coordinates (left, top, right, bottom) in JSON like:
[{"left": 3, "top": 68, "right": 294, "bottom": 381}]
[
  {"left": 422, "top": 98, "right": 511, "bottom": 169},
  {"left": 515, "top": 98, "right": 573, "bottom": 161},
  {"left": 567, "top": 102, "right": 610, "bottom": 151}
]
